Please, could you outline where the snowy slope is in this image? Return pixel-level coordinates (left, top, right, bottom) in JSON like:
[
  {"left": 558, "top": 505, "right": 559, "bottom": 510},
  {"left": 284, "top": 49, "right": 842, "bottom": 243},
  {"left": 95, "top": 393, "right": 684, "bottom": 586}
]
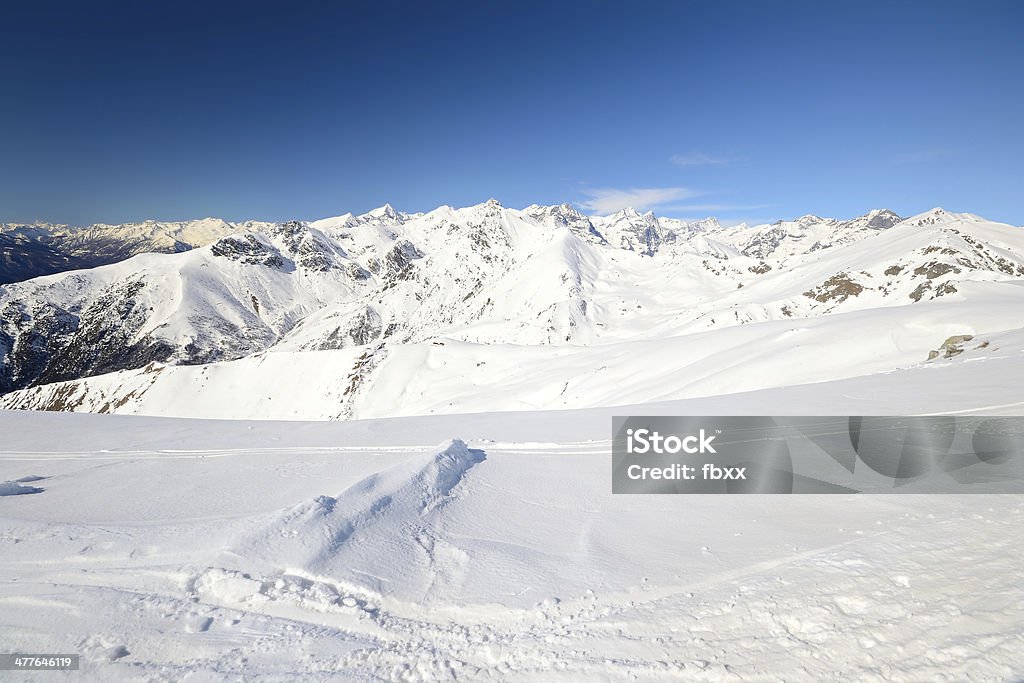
[
  {"left": 0, "top": 222, "right": 369, "bottom": 393},
  {"left": 1, "top": 387, "right": 1022, "bottom": 679},
  {"left": 4, "top": 299, "right": 1021, "bottom": 420}
]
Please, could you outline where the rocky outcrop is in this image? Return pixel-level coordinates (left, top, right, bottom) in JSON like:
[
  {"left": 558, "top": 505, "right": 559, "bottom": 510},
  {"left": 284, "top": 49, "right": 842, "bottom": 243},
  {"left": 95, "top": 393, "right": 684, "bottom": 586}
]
[
  {"left": 211, "top": 235, "right": 286, "bottom": 268},
  {"left": 803, "top": 273, "right": 865, "bottom": 304},
  {"left": 312, "top": 307, "right": 383, "bottom": 350},
  {"left": 274, "top": 221, "right": 338, "bottom": 272},
  {"left": 382, "top": 240, "right": 424, "bottom": 284},
  {"left": 927, "top": 334, "right": 975, "bottom": 361},
  {"left": 0, "top": 279, "right": 176, "bottom": 393}
]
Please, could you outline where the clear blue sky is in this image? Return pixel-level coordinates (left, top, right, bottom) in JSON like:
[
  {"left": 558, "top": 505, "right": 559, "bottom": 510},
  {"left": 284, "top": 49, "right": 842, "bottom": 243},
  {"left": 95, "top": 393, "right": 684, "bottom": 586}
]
[{"left": 3, "top": 1, "right": 1022, "bottom": 226}]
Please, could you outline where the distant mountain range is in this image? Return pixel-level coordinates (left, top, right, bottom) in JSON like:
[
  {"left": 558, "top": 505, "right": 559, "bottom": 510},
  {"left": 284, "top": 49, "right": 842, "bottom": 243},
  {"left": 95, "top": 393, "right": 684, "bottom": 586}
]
[
  {"left": 1, "top": 201, "right": 1022, "bottom": 418},
  {"left": 0, "top": 217, "right": 243, "bottom": 284}
]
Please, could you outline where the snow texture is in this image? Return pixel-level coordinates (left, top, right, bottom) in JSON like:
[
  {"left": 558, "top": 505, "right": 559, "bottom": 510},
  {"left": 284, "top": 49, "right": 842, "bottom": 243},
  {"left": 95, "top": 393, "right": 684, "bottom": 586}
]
[{"left": 1, "top": 405, "right": 1022, "bottom": 680}]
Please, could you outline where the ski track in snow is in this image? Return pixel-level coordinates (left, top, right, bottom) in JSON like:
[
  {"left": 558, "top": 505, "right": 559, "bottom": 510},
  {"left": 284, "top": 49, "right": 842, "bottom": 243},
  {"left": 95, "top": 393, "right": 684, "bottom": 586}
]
[{"left": 1, "top": 414, "right": 1022, "bottom": 681}]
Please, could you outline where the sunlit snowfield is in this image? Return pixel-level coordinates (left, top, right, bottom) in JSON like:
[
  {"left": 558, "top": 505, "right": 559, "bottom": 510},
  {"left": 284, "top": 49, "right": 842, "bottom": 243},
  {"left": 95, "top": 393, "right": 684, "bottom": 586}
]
[{"left": 2, "top": 375, "right": 1023, "bottom": 681}]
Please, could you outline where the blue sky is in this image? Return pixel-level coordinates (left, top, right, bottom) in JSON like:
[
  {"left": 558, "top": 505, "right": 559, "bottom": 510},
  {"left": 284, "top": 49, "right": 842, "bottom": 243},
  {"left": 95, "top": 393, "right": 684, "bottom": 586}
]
[{"left": 2, "top": 1, "right": 1022, "bottom": 226}]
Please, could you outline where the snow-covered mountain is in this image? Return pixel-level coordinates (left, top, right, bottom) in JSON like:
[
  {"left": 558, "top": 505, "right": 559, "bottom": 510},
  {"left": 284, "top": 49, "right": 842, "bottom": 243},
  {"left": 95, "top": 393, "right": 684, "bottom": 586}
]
[
  {"left": 0, "top": 217, "right": 243, "bottom": 284},
  {"left": 1, "top": 201, "right": 1022, "bottom": 417},
  {"left": 0, "top": 207, "right": 426, "bottom": 285}
]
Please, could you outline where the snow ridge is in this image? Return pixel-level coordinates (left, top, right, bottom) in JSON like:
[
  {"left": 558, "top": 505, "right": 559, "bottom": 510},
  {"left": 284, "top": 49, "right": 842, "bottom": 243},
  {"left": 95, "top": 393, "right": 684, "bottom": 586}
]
[{"left": 234, "top": 439, "right": 485, "bottom": 600}]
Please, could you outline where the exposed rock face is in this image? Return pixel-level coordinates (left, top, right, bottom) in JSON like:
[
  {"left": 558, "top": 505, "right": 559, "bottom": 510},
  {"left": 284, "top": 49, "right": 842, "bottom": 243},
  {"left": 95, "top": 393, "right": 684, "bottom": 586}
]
[
  {"left": 589, "top": 208, "right": 689, "bottom": 256},
  {"left": 274, "top": 221, "right": 337, "bottom": 272},
  {"left": 927, "top": 334, "right": 975, "bottom": 360},
  {"left": 0, "top": 279, "right": 176, "bottom": 393},
  {"left": 345, "top": 262, "right": 372, "bottom": 281},
  {"left": 864, "top": 209, "right": 901, "bottom": 230},
  {"left": 803, "top": 273, "right": 865, "bottom": 304},
  {"left": 914, "top": 262, "right": 960, "bottom": 279},
  {"left": 739, "top": 224, "right": 796, "bottom": 259},
  {"left": 909, "top": 280, "right": 959, "bottom": 302},
  {"left": 523, "top": 204, "right": 607, "bottom": 244},
  {"left": 211, "top": 235, "right": 286, "bottom": 268},
  {"left": 311, "top": 307, "right": 383, "bottom": 350},
  {"left": 383, "top": 240, "right": 424, "bottom": 283}
]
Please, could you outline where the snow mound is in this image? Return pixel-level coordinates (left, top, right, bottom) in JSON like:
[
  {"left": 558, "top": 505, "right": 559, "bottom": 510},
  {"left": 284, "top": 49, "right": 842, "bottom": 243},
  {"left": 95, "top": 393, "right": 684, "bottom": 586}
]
[{"left": 235, "top": 439, "right": 486, "bottom": 600}]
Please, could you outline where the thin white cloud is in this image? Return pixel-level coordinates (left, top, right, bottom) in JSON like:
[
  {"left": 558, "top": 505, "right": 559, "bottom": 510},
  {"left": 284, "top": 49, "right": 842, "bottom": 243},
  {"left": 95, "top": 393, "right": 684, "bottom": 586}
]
[
  {"left": 661, "top": 203, "right": 772, "bottom": 212},
  {"left": 670, "top": 153, "right": 733, "bottom": 167},
  {"left": 577, "top": 187, "right": 701, "bottom": 214}
]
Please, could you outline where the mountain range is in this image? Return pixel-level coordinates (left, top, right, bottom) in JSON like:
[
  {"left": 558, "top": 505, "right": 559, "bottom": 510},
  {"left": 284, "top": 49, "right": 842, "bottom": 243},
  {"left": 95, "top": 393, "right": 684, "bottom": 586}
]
[{"left": 1, "top": 201, "right": 1022, "bottom": 418}]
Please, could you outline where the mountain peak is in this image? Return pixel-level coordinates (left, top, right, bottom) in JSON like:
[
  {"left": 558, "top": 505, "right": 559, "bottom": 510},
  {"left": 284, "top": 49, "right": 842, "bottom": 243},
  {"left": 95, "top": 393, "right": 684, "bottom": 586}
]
[
  {"left": 523, "top": 203, "right": 585, "bottom": 219},
  {"left": 860, "top": 208, "right": 902, "bottom": 230},
  {"left": 367, "top": 203, "right": 398, "bottom": 219},
  {"left": 689, "top": 216, "right": 721, "bottom": 231}
]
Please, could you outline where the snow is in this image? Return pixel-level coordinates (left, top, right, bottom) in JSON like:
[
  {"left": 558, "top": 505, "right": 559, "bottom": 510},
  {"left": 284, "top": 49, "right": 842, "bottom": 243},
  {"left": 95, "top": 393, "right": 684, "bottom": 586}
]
[
  {"left": 1, "top": 399, "right": 1022, "bottom": 679},
  {"left": 5, "top": 297, "right": 1021, "bottom": 420}
]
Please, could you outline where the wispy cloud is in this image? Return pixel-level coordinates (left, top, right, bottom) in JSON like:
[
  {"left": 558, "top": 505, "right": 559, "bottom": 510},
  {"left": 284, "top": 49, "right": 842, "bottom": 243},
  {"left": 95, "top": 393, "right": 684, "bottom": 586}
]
[
  {"left": 669, "top": 153, "right": 734, "bottom": 168},
  {"left": 577, "top": 187, "right": 702, "bottom": 214},
  {"left": 660, "top": 203, "right": 771, "bottom": 212}
]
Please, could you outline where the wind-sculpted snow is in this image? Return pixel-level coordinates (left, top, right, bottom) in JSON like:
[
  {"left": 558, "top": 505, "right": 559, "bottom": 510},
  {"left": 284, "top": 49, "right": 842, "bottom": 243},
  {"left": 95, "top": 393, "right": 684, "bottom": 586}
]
[{"left": 236, "top": 440, "right": 487, "bottom": 599}]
